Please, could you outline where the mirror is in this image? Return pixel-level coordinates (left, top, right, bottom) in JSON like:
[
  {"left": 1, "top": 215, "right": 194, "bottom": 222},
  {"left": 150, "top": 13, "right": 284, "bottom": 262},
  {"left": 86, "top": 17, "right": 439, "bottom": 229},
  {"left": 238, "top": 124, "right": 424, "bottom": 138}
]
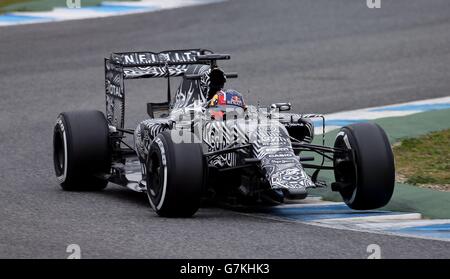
[{"left": 270, "top": 102, "right": 291, "bottom": 112}]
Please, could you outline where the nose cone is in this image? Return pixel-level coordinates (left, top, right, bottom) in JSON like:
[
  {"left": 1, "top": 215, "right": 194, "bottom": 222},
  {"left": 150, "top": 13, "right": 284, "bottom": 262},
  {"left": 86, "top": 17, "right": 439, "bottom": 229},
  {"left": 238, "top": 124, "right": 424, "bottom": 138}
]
[
  {"left": 256, "top": 147, "right": 315, "bottom": 190},
  {"left": 249, "top": 121, "right": 315, "bottom": 191},
  {"left": 267, "top": 163, "right": 315, "bottom": 191}
]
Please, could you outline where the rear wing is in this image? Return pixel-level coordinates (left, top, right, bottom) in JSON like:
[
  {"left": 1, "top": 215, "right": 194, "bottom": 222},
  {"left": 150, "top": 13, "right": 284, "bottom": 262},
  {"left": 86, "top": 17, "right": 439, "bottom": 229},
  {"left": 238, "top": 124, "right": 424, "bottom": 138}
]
[
  {"left": 105, "top": 49, "right": 218, "bottom": 128},
  {"left": 108, "top": 49, "right": 212, "bottom": 79}
]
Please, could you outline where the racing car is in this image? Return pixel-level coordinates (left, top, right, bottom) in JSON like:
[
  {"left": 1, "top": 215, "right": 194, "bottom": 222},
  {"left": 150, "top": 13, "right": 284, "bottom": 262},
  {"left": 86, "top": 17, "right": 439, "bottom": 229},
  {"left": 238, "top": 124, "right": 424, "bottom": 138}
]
[{"left": 53, "top": 49, "right": 395, "bottom": 217}]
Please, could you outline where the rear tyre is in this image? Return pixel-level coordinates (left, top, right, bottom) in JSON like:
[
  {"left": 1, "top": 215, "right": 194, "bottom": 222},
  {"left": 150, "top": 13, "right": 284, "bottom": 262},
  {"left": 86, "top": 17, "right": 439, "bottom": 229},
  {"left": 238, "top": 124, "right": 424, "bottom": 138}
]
[
  {"left": 146, "top": 131, "right": 204, "bottom": 217},
  {"left": 53, "top": 110, "right": 111, "bottom": 191},
  {"left": 333, "top": 123, "right": 395, "bottom": 210}
]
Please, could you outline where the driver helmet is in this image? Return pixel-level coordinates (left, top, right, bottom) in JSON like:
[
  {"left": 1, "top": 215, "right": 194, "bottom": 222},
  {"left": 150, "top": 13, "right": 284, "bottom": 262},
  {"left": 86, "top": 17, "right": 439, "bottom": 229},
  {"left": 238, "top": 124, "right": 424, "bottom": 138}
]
[
  {"left": 208, "top": 89, "right": 246, "bottom": 108},
  {"left": 208, "top": 89, "right": 246, "bottom": 120}
]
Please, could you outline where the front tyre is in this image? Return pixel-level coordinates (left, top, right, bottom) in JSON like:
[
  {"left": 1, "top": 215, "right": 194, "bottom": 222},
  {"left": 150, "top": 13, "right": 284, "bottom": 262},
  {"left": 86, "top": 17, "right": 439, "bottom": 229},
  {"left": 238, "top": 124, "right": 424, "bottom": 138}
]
[
  {"left": 333, "top": 123, "right": 395, "bottom": 210},
  {"left": 53, "top": 110, "right": 111, "bottom": 191},
  {"left": 146, "top": 131, "right": 204, "bottom": 217}
]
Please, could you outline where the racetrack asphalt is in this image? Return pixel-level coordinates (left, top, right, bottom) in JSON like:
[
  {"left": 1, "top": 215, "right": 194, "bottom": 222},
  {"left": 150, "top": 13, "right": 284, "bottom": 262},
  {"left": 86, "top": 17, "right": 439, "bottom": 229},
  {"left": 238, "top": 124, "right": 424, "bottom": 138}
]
[{"left": 1, "top": 0, "right": 450, "bottom": 258}]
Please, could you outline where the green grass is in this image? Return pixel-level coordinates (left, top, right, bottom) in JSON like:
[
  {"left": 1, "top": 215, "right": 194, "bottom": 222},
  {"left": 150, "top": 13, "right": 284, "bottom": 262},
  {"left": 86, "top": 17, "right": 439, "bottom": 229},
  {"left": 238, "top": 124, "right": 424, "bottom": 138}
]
[
  {"left": 0, "top": 0, "right": 29, "bottom": 12},
  {"left": 0, "top": 0, "right": 138, "bottom": 14},
  {"left": 393, "top": 129, "right": 450, "bottom": 187}
]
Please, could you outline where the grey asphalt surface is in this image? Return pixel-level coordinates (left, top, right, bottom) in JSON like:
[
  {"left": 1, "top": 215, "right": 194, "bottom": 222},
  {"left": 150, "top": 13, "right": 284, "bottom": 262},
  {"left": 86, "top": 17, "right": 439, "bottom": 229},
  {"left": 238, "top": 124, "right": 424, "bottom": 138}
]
[{"left": 1, "top": 0, "right": 450, "bottom": 258}]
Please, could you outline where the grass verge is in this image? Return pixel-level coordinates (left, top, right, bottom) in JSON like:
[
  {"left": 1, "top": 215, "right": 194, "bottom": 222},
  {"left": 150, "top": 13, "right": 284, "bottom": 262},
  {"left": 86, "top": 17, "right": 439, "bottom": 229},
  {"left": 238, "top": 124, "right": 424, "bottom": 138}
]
[{"left": 393, "top": 129, "right": 449, "bottom": 190}]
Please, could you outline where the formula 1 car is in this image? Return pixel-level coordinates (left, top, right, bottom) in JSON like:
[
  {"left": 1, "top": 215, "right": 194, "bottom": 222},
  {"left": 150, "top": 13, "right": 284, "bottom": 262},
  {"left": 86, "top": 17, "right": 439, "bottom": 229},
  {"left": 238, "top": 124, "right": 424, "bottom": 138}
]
[{"left": 53, "top": 49, "right": 395, "bottom": 217}]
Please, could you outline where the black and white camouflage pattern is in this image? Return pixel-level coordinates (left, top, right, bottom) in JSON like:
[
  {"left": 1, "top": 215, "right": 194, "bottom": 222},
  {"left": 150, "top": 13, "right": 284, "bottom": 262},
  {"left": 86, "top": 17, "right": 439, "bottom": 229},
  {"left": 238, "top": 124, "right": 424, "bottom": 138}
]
[
  {"left": 202, "top": 116, "right": 315, "bottom": 189},
  {"left": 172, "top": 64, "right": 210, "bottom": 109},
  {"left": 134, "top": 118, "right": 171, "bottom": 161},
  {"left": 105, "top": 59, "right": 125, "bottom": 128},
  {"left": 250, "top": 122, "right": 315, "bottom": 189},
  {"left": 108, "top": 49, "right": 316, "bottom": 191},
  {"left": 105, "top": 49, "right": 210, "bottom": 129},
  {"left": 124, "top": 65, "right": 190, "bottom": 79}
]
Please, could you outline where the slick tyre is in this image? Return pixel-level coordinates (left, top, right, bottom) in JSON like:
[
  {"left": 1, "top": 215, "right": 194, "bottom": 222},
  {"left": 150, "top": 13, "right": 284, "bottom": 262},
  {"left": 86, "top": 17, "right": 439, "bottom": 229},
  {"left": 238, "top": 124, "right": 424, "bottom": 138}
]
[
  {"left": 53, "top": 110, "right": 111, "bottom": 191},
  {"left": 146, "top": 131, "right": 204, "bottom": 217},
  {"left": 333, "top": 123, "right": 395, "bottom": 210}
]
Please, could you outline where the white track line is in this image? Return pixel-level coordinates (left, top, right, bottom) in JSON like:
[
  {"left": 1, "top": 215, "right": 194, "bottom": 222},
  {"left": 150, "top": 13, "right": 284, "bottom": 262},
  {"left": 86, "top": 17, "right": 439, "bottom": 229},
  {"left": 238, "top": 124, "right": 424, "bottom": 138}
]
[
  {"left": 241, "top": 211, "right": 450, "bottom": 243},
  {"left": 315, "top": 95, "right": 450, "bottom": 134},
  {"left": 0, "top": 0, "right": 223, "bottom": 26}
]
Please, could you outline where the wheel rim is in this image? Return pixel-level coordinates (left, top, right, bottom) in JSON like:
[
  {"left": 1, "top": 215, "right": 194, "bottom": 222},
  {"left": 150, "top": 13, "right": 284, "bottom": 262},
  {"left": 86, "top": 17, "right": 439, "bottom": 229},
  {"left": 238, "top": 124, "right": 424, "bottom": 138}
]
[
  {"left": 53, "top": 127, "right": 65, "bottom": 177},
  {"left": 334, "top": 132, "right": 357, "bottom": 202},
  {"left": 148, "top": 153, "right": 163, "bottom": 198}
]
